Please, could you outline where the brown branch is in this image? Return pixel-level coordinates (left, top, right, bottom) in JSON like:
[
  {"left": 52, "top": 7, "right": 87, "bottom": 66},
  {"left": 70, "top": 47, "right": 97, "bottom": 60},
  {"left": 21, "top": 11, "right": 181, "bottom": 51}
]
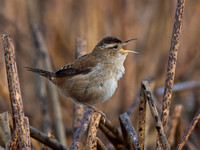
[
  {"left": 127, "top": 77, "right": 154, "bottom": 117},
  {"left": 73, "top": 37, "right": 87, "bottom": 133},
  {"left": 141, "top": 81, "right": 169, "bottom": 150},
  {"left": 167, "top": 105, "right": 183, "bottom": 148},
  {"left": 0, "top": 112, "right": 12, "bottom": 149},
  {"left": 2, "top": 34, "right": 31, "bottom": 149},
  {"left": 176, "top": 109, "right": 200, "bottom": 150},
  {"left": 99, "top": 123, "right": 125, "bottom": 149},
  {"left": 70, "top": 108, "right": 94, "bottom": 150},
  {"left": 138, "top": 87, "right": 146, "bottom": 150},
  {"left": 100, "top": 117, "right": 124, "bottom": 143},
  {"left": 31, "top": 25, "right": 66, "bottom": 145},
  {"left": 119, "top": 112, "right": 138, "bottom": 150},
  {"left": 30, "top": 126, "right": 69, "bottom": 150},
  {"left": 5, "top": 110, "right": 68, "bottom": 150},
  {"left": 31, "top": 24, "right": 52, "bottom": 135},
  {"left": 86, "top": 112, "right": 101, "bottom": 150},
  {"left": 96, "top": 138, "right": 107, "bottom": 150},
  {"left": 157, "top": 0, "right": 185, "bottom": 148},
  {"left": 160, "top": 0, "right": 185, "bottom": 133},
  {"left": 9, "top": 129, "right": 18, "bottom": 150}
]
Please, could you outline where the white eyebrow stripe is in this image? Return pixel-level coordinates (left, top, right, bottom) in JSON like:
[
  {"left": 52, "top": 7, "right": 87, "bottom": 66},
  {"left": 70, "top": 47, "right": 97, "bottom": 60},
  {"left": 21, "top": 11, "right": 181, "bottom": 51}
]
[{"left": 103, "top": 43, "right": 117, "bottom": 48}]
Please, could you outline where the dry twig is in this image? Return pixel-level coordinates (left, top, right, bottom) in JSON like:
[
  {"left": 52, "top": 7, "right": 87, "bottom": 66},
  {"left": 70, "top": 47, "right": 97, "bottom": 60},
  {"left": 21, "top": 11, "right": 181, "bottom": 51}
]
[
  {"left": 99, "top": 123, "right": 124, "bottom": 149},
  {"left": 157, "top": 0, "right": 185, "bottom": 148},
  {"left": 119, "top": 112, "right": 138, "bottom": 150},
  {"left": 100, "top": 117, "right": 124, "bottom": 143},
  {"left": 160, "top": 0, "right": 185, "bottom": 133},
  {"left": 96, "top": 138, "right": 107, "bottom": 150},
  {"left": 2, "top": 34, "right": 31, "bottom": 149},
  {"left": 32, "top": 24, "right": 53, "bottom": 135},
  {"left": 176, "top": 109, "right": 200, "bottom": 150},
  {"left": 31, "top": 25, "right": 66, "bottom": 145},
  {"left": 86, "top": 112, "right": 101, "bottom": 150},
  {"left": 70, "top": 108, "right": 94, "bottom": 150},
  {"left": 138, "top": 87, "right": 146, "bottom": 150},
  {"left": 141, "top": 81, "right": 169, "bottom": 150},
  {"left": 30, "top": 126, "right": 68, "bottom": 150}
]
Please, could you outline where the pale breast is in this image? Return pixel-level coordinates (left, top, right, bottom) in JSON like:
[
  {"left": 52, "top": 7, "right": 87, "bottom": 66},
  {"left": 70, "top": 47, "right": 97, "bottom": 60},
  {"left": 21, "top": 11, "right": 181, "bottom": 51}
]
[{"left": 59, "top": 63, "right": 125, "bottom": 105}]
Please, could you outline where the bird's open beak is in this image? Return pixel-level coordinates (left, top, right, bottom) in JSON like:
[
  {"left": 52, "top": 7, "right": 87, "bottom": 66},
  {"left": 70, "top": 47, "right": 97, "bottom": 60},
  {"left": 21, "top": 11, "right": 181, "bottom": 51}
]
[{"left": 121, "top": 38, "right": 139, "bottom": 54}]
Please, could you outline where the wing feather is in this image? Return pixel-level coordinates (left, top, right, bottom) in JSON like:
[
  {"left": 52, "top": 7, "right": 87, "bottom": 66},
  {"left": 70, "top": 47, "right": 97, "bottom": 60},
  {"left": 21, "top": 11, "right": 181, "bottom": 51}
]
[{"left": 55, "top": 53, "right": 98, "bottom": 77}]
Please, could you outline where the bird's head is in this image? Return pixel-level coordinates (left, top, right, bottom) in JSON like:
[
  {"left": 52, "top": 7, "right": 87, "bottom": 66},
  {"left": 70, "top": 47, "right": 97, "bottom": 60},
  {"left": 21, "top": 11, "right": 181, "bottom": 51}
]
[{"left": 92, "top": 36, "right": 138, "bottom": 62}]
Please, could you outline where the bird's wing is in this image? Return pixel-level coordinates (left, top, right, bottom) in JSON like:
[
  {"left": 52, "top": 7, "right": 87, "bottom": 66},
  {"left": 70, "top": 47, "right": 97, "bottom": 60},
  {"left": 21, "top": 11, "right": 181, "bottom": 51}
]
[{"left": 55, "top": 53, "right": 98, "bottom": 77}]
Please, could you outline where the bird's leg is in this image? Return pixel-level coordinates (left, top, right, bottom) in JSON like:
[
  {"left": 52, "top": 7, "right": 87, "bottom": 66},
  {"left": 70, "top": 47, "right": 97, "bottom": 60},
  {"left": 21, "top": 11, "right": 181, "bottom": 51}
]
[{"left": 83, "top": 102, "right": 106, "bottom": 124}]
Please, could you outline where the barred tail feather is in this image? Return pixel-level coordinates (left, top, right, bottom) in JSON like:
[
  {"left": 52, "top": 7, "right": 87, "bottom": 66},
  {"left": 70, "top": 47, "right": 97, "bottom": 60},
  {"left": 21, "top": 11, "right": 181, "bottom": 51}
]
[{"left": 25, "top": 67, "right": 56, "bottom": 84}]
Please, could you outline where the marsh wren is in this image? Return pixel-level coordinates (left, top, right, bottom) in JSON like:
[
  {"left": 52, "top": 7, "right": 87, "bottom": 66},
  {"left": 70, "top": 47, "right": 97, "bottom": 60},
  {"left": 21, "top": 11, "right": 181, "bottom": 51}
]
[{"left": 26, "top": 36, "right": 137, "bottom": 108}]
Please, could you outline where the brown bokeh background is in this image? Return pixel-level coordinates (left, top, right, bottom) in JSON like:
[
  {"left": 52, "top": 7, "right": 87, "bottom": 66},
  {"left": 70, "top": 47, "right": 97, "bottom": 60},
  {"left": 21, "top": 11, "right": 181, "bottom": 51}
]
[{"left": 0, "top": 0, "right": 200, "bottom": 149}]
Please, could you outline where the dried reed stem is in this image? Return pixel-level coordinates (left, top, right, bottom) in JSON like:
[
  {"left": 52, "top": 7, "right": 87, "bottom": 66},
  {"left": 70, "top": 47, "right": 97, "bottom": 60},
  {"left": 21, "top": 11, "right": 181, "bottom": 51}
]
[
  {"left": 176, "top": 109, "right": 200, "bottom": 150},
  {"left": 167, "top": 105, "right": 183, "bottom": 148},
  {"left": 73, "top": 37, "right": 87, "bottom": 133},
  {"left": 96, "top": 138, "right": 107, "bottom": 150},
  {"left": 99, "top": 123, "right": 124, "bottom": 149},
  {"left": 119, "top": 112, "right": 138, "bottom": 150},
  {"left": 138, "top": 87, "right": 146, "bottom": 150},
  {"left": 2, "top": 34, "right": 31, "bottom": 149},
  {"left": 70, "top": 108, "right": 94, "bottom": 150},
  {"left": 100, "top": 117, "right": 124, "bottom": 143},
  {"left": 160, "top": 0, "right": 185, "bottom": 133},
  {"left": 30, "top": 126, "right": 69, "bottom": 150},
  {"left": 86, "top": 112, "right": 101, "bottom": 150},
  {"left": 141, "top": 81, "right": 169, "bottom": 150},
  {"left": 31, "top": 25, "right": 66, "bottom": 145},
  {"left": 32, "top": 24, "right": 52, "bottom": 135},
  {"left": 9, "top": 129, "right": 18, "bottom": 150},
  {"left": 0, "top": 112, "right": 12, "bottom": 149}
]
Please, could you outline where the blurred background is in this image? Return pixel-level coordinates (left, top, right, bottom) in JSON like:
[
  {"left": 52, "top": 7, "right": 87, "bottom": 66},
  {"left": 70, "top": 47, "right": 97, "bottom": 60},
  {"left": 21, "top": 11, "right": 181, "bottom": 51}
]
[{"left": 0, "top": 0, "right": 199, "bottom": 149}]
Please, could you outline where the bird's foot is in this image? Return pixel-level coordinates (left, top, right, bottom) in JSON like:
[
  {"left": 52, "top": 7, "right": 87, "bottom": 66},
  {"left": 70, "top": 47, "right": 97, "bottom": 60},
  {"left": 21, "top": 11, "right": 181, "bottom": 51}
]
[{"left": 83, "top": 103, "right": 106, "bottom": 124}]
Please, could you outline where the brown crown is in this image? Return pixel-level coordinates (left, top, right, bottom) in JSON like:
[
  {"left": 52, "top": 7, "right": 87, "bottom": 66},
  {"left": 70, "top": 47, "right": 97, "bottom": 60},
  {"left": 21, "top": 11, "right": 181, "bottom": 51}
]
[{"left": 97, "top": 36, "right": 122, "bottom": 46}]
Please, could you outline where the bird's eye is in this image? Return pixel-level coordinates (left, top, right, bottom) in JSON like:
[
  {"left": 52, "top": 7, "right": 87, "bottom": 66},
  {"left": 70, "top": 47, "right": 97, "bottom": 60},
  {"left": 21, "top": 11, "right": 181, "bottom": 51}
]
[{"left": 113, "top": 45, "right": 118, "bottom": 49}]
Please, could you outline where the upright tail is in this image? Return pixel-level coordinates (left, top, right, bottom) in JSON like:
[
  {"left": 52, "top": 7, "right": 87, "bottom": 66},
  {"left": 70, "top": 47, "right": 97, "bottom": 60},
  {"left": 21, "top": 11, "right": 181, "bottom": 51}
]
[{"left": 25, "top": 67, "right": 56, "bottom": 84}]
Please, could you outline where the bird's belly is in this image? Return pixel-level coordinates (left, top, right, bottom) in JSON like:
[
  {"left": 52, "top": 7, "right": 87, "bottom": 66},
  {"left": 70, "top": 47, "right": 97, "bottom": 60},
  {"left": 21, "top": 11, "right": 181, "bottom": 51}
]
[
  {"left": 100, "top": 78, "right": 117, "bottom": 102},
  {"left": 59, "top": 75, "right": 118, "bottom": 105},
  {"left": 59, "top": 64, "right": 124, "bottom": 105}
]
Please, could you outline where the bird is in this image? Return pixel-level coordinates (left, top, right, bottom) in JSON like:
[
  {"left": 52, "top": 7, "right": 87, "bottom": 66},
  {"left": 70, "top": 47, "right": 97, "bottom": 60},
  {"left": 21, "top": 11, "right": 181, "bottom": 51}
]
[{"left": 26, "top": 36, "right": 138, "bottom": 116}]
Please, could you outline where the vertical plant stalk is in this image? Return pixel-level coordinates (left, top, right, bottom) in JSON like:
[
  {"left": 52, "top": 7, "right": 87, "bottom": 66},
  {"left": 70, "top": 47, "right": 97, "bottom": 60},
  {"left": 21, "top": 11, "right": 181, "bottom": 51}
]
[
  {"left": 141, "top": 81, "right": 169, "bottom": 150},
  {"left": 73, "top": 37, "right": 87, "bottom": 133},
  {"left": 119, "top": 112, "right": 138, "bottom": 150},
  {"left": 86, "top": 112, "right": 101, "bottom": 150},
  {"left": 70, "top": 109, "right": 94, "bottom": 150},
  {"left": 31, "top": 25, "right": 66, "bottom": 145},
  {"left": 160, "top": 0, "right": 185, "bottom": 132},
  {"left": 176, "top": 109, "right": 200, "bottom": 150},
  {"left": 138, "top": 87, "right": 146, "bottom": 150},
  {"left": 2, "top": 34, "right": 31, "bottom": 149},
  {"left": 32, "top": 24, "right": 52, "bottom": 135}
]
